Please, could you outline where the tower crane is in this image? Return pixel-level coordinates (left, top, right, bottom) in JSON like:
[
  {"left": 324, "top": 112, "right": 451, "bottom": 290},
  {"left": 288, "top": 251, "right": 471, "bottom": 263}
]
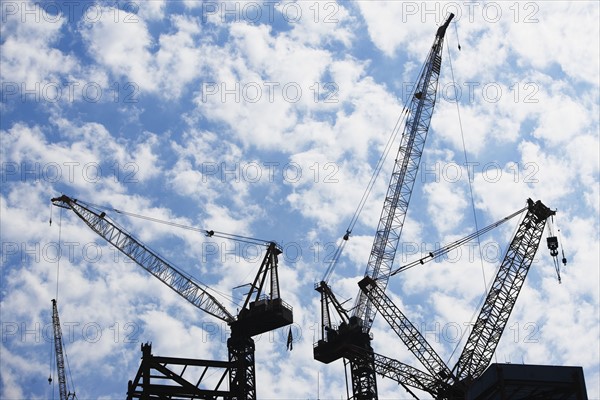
[
  {"left": 358, "top": 198, "right": 556, "bottom": 398},
  {"left": 314, "top": 13, "right": 454, "bottom": 399},
  {"left": 50, "top": 299, "right": 76, "bottom": 400},
  {"left": 51, "top": 194, "right": 293, "bottom": 399}
]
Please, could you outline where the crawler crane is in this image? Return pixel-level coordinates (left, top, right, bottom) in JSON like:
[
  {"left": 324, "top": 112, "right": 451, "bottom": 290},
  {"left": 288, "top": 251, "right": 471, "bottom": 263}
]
[
  {"left": 314, "top": 13, "right": 454, "bottom": 399},
  {"left": 357, "top": 198, "right": 574, "bottom": 398},
  {"left": 51, "top": 194, "right": 293, "bottom": 399}
]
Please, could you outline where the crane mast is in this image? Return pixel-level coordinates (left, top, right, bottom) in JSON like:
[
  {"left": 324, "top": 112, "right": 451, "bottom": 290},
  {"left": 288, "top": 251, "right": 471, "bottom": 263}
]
[{"left": 314, "top": 14, "right": 454, "bottom": 400}]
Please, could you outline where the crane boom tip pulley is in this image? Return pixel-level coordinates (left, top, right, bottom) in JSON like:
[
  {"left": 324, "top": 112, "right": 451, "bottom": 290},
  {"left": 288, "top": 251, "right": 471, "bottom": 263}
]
[{"left": 436, "top": 13, "right": 455, "bottom": 39}]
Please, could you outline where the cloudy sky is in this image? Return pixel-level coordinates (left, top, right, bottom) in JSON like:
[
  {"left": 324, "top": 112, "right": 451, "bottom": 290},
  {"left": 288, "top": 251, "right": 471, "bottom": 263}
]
[{"left": 1, "top": 1, "right": 598, "bottom": 398}]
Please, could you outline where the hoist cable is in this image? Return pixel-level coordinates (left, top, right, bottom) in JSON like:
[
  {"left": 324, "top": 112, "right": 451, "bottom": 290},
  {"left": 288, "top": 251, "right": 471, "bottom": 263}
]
[
  {"left": 557, "top": 225, "right": 567, "bottom": 266},
  {"left": 391, "top": 205, "right": 527, "bottom": 275},
  {"left": 52, "top": 199, "right": 244, "bottom": 309},
  {"left": 55, "top": 207, "right": 62, "bottom": 301},
  {"left": 48, "top": 203, "right": 56, "bottom": 398},
  {"left": 64, "top": 342, "right": 76, "bottom": 398},
  {"left": 453, "top": 20, "right": 462, "bottom": 51},
  {"left": 68, "top": 199, "right": 271, "bottom": 247},
  {"left": 444, "top": 31, "right": 498, "bottom": 366},
  {"left": 445, "top": 207, "right": 527, "bottom": 366},
  {"left": 445, "top": 38, "right": 488, "bottom": 294},
  {"left": 347, "top": 107, "right": 410, "bottom": 232}
]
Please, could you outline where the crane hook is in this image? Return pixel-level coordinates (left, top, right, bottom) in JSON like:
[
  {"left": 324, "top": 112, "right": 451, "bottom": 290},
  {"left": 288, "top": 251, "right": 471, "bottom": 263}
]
[
  {"left": 547, "top": 236, "right": 562, "bottom": 283},
  {"left": 547, "top": 236, "right": 559, "bottom": 257}
]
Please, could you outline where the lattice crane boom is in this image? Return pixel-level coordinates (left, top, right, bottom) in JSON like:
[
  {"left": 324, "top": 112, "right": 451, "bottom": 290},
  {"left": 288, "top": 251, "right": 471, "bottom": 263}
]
[
  {"left": 358, "top": 276, "right": 454, "bottom": 383},
  {"left": 51, "top": 194, "right": 235, "bottom": 323},
  {"left": 313, "top": 14, "right": 454, "bottom": 400},
  {"left": 454, "top": 199, "right": 555, "bottom": 381},
  {"left": 51, "top": 299, "right": 71, "bottom": 400},
  {"left": 372, "top": 352, "right": 445, "bottom": 396},
  {"left": 353, "top": 14, "right": 455, "bottom": 332},
  {"left": 344, "top": 345, "right": 448, "bottom": 397}
]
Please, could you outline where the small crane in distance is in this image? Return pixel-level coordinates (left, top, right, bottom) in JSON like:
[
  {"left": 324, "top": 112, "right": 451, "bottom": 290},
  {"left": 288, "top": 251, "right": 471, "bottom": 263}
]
[{"left": 50, "top": 299, "right": 77, "bottom": 400}]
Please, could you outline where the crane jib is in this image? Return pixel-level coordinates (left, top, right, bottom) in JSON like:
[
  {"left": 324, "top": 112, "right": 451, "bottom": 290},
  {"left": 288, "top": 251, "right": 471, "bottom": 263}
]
[
  {"left": 352, "top": 16, "right": 451, "bottom": 331},
  {"left": 454, "top": 199, "right": 555, "bottom": 380},
  {"left": 51, "top": 195, "right": 236, "bottom": 324}
]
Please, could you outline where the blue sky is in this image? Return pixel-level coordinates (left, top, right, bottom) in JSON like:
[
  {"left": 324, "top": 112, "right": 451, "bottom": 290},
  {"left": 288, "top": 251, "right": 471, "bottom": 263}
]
[{"left": 1, "top": 1, "right": 599, "bottom": 398}]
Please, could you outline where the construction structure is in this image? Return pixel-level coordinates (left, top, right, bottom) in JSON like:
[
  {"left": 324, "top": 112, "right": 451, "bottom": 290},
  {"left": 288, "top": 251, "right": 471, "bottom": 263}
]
[
  {"left": 51, "top": 195, "right": 293, "bottom": 399},
  {"left": 47, "top": 12, "right": 588, "bottom": 400},
  {"left": 358, "top": 199, "right": 588, "bottom": 398},
  {"left": 311, "top": 11, "right": 586, "bottom": 400},
  {"left": 316, "top": 193, "right": 587, "bottom": 398},
  {"left": 314, "top": 13, "right": 455, "bottom": 400},
  {"left": 50, "top": 299, "right": 77, "bottom": 400},
  {"left": 465, "top": 363, "right": 587, "bottom": 400}
]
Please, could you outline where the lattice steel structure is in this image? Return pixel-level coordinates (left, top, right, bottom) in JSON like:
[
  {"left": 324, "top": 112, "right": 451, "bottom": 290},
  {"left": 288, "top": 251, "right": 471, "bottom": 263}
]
[
  {"left": 358, "top": 199, "right": 559, "bottom": 399},
  {"left": 52, "top": 195, "right": 293, "bottom": 399},
  {"left": 314, "top": 14, "right": 455, "bottom": 400}
]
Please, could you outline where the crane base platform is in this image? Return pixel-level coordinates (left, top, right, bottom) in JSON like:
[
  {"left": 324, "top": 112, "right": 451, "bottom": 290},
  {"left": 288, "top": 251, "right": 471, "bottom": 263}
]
[
  {"left": 313, "top": 323, "right": 372, "bottom": 364},
  {"left": 232, "top": 298, "right": 293, "bottom": 338}
]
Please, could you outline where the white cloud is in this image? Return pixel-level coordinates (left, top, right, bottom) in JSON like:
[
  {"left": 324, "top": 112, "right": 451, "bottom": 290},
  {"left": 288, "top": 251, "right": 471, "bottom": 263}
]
[
  {"left": 0, "top": 119, "right": 162, "bottom": 193},
  {"left": 0, "top": 2, "right": 77, "bottom": 87},
  {"left": 0, "top": 345, "right": 44, "bottom": 399},
  {"left": 507, "top": 1, "right": 600, "bottom": 84},
  {"left": 80, "top": 7, "right": 156, "bottom": 91},
  {"left": 1, "top": 0, "right": 598, "bottom": 398},
  {"left": 431, "top": 99, "right": 492, "bottom": 156},
  {"left": 423, "top": 172, "right": 468, "bottom": 235},
  {"left": 528, "top": 81, "right": 593, "bottom": 147},
  {"left": 281, "top": 1, "right": 356, "bottom": 47},
  {"left": 137, "top": 0, "right": 166, "bottom": 21},
  {"left": 356, "top": 1, "right": 433, "bottom": 57},
  {"left": 518, "top": 140, "right": 575, "bottom": 205},
  {"left": 80, "top": 8, "right": 205, "bottom": 98}
]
